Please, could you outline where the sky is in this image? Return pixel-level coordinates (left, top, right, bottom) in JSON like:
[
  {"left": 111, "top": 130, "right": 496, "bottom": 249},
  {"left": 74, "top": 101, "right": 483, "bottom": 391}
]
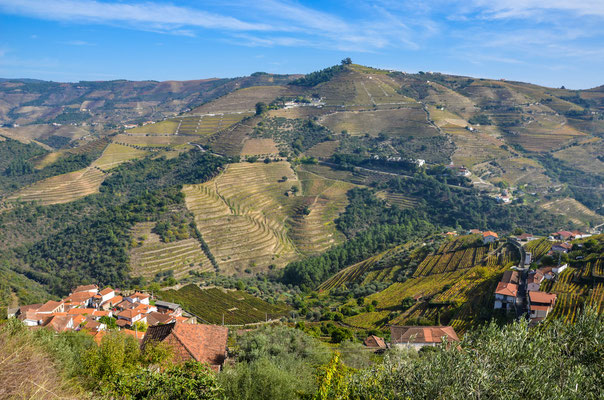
[{"left": 0, "top": 0, "right": 603, "bottom": 89}]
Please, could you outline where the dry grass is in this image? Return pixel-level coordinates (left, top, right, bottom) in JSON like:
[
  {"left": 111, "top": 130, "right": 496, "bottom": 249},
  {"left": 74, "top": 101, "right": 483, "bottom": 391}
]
[
  {"left": 114, "top": 134, "right": 191, "bottom": 148},
  {"left": 0, "top": 325, "right": 87, "bottom": 400},
  {"left": 127, "top": 120, "right": 179, "bottom": 134},
  {"left": 553, "top": 139, "right": 604, "bottom": 175},
  {"left": 303, "top": 140, "right": 340, "bottom": 159},
  {"left": 240, "top": 138, "right": 279, "bottom": 156}
]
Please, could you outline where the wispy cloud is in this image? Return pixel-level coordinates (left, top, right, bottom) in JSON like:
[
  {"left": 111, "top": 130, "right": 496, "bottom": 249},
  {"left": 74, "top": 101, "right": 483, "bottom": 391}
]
[{"left": 62, "top": 40, "right": 95, "bottom": 46}]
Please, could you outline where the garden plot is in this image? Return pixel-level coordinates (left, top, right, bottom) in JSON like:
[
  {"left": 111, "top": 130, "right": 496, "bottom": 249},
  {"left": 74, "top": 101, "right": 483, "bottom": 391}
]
[{"left": 8, "top": 167, "right": 106, "bottom": 205}]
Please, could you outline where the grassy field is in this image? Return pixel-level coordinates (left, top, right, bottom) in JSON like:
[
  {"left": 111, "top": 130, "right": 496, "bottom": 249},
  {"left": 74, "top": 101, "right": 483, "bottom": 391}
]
[
  {"left": 129, "top": 222, "right": 213, "bottom": 279},
  {"left": 319, "top": 108, "right": 437, "bottom": 137},
  {"left": 183, "top": 162, "right": 300, "bottom": 274},
  {"left": 160, "top": 284, "right": 290, "bottom": 325},
  {"left": 8, "top": 167, "right": 107, "bottom": 205},
  {"left": 303, "top": 140, "right": 340, "bottom": 159},
  {"left": 192, "top": 86, "right": 290, "bottom": 114},
  {"left": 92, "top": 143, "right": 148, "bottom": 170}
]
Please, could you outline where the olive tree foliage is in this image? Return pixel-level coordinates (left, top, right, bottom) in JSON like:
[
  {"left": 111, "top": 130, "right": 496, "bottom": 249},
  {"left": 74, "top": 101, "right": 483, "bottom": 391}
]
[
  {"left": 341, "top": 309, "right": 604, "bottom": 400},
  {"left": 219, "top": 325, "right": 330, "bottom": 400}
]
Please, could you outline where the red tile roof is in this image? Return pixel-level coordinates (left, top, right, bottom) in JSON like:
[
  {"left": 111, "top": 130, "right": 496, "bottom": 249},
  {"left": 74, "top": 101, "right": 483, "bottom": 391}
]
[
  {"left": 501, "top": 270, "right": 519, "bottom": 285},
  {"left": 529, "top": 291, "right": 557, "bottom": 305},
  {"left": 390, "top": 326, "right": 459, "bottom": 345},
  {"left": 37, "top": 300, "right": 63, "bottom": 313},
  {"left": 364, "top": 335, "right": 387, "bottom": 348},
  {"left": 73, "top": 284, "right": 98, "bottom": 293},
  {"left": 65, "top": 292, "right": 95, "bottom": 303},
  {"left": 495, "top": 282, "right": 518, "bottom": 297},
  {"left": 143, "top": 323, "right": 228, "bottom": 369},
  {"left": 99, "top": 288, "right": 114, "bottom": 295},
  {"left": 483, "top": 231, "right": 498, "bottom": 238}
]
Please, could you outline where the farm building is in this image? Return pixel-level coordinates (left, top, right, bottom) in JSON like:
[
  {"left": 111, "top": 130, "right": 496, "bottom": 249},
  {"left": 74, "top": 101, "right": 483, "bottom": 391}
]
[
  {"left": 551, "top": 242, "right": 572, "bottom": 253},
  {"left": 494, "top": 270, "right": 520, "bottom": 310},
  {"left": 528, "top": 291, "right": 557, "bottom": 322},
  {"left": 482, "top": 231, "right": 499, "bottom": 244},
  {"left": 390, "top": 326, "right": 459, "bottom": 349},
  {"left": 364, "top": 335, "right": 387, "bottom": 349},
  {"left": 527, "top": 270, "right": 544, "bottom": 292},
  {"left": 142, "top": 322, "right": 229, "bottom": 371}
]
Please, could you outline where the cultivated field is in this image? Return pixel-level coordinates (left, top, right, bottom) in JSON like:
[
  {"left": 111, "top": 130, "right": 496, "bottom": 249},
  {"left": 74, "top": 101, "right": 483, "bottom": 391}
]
[
  {"left": 540, "top": 198, "right": 604, "bottom": 228},
  {"left": 8, "top": 167, "right": 107, "bottom": 205},
  {"left": 129, "top": 222, "right": 213, "bottom": 279},
  {"left": 375, "top": 190, "right": 419, "bottom": 209},
  {"left": 127, "top": 120, "right": 180, "bottom": 135},
  {"left": 319, "top": 108, "right": 437, "bottom": 137},
  {"left": 183, "top": 162, "right": 300, "bottom": 274},
  {"left": 113, "top": 134, "right": 191, "bottom": 148},
  {"left": 160, "top": 284, "right": 290, "bottom": 325},
  {"left": 91, "top": 143, "right": 148, "bottom": 170},
  {"left": 240, "top": 138, "right": 280, "bottom": 156},
  {"left": 192, "top": 86, "right": 290, "bottom": 114},
  {"left": 553, "top": 139, "right": 604, "bottom": 175},
  {"left": 290, "top": 169, "right": 354, "bottom": 254}
]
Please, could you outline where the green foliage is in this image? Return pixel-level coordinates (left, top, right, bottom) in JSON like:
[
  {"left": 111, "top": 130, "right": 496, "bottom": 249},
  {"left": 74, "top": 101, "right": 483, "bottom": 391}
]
[
  {"left": 467, "top": 114, "right": 492, "bottom": 125},
  {"left": 255, "top": 102, "right": 268, "bottom": 116},
  {"left": 289, "top": 64, "right": 345, "bottom": 86},
  {"left": 340, "top": 308, "right": 604, "bottom": 400},
  {"left": 220, "top": 325, "right": 330, "bottom": 400},
  {"left": 112, "top": 361, "right": 223, "bottom": 400}
]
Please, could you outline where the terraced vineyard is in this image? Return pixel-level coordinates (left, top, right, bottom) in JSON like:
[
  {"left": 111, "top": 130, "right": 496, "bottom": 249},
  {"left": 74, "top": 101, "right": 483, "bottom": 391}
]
[
  {"left": 113, "top": 134, "right": 191, "bottom": 148},
  {"left": 540, "top": 198, "right": 604, "bottom": 228},
  {"left": 290, "top": 169, "right": 354, "bottom": 255},
  {"left": 34, "top": 137, "right": 110, "bottom": 169},
  {"left": 8, "top": 167, "right": 107, "bottom": 205},
  {"left": 127, "top": 120, "right": 180, "bottom": 135},
  {"left": 191, "top": 86, "right": 290, "bottom": 114},
  {"left": 92, "top": 143, "right": 148, "bottom": 170},
  {"left": 375, "top": 190, "right": 419, "bottom": 209},
  {"left": 183, "top": 162, "right": 300, "bottom": 274},
  {"left": 160, "top": 284, "right": 290, "bottom": 325},
  {"left": 524, "top": 238, "right": 552, "bottom": 259},
  {"left": 129, "top": 222, "right": 213, "bottom": 279}
]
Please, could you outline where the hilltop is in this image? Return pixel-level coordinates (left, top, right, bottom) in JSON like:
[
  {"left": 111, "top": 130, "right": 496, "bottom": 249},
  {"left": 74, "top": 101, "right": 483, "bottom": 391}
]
[{"left": 0, "top": 61, "right": 602, "bottom": 330}]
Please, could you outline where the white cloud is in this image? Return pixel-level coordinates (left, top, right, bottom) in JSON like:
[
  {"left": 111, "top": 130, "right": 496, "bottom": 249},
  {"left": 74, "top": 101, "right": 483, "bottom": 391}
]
[{"left": 470, "top": 0, "right": 604, "bottom": 19}]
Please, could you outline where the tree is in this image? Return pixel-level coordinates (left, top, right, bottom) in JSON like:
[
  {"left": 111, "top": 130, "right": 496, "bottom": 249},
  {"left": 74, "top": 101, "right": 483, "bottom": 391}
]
[
  {"left": 255, "top": 102, "right": 268, "bottom": 115},
  {"left": 341, "top": 58, "right": 352, "bottom": 65}
]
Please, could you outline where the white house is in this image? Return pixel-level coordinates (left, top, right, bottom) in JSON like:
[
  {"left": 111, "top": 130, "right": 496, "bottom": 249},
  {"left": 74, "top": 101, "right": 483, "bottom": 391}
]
[
  {"left": 553, "top": 264, "right": 568, "bottom": 274},
  {"left": 99, "top": 288, "right": 115, "bottom": 303},
  {"left": 529, "top": 291, "right": 557, "bottom": 321},
  {"left": 126, "top": 292, "right": 150, "bottom": 305},
  {"left": 483, "top": 231, "right": 499, "bottom": 244},
  {"left": 527, "top": 270, "right": 544, "bottom": 292}
]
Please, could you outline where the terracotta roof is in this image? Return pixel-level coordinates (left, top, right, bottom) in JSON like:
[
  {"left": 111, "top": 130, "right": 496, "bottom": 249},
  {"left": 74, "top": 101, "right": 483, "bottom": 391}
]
[
  {"left": 65, "top": 292, "right": 95, "bottom": 303},
  {"left": 18, "top": 303, "right": 42, "bottom": 314},
  {"left": 73, "top": 284, "right": 98, "bottom": 293},
  {"left": 67, "top": 308, "right": 96, "bottom": 316},
  {"left": 99, "top": 288, "right": 114, "bottom": 295},
  {"left": 142, "top": 322, "right": 228, "bottom": 368},
  {"left": 501, "top": 270, "right": 519, "bottom": 285},
  {"left": 116, "top": 300, "right": 137, "bottom": 310},
  {"left": 72, "top": 314, "right": 86, "bottom": 327},
  {"left": 527, "top": 270, "right": 544, "bottom": 285},
  {"left": 529, "top": 291, "right": 557, "bottom": 305},
  {"left": 517, "top": 233, "right": 534, "bottom": 240},
  {"left": 553, "top": 242, "right": 572, "bottom": 250},
  {"left": 102, "top": 295, "right": 123, "bottom": 307},
  {"left": 483, "top": 231, "right": 498, "bottom": 238},
  {"left": 364, "top": 335, "right": 387, "bottom": 348},
  {"left": 118, "top": 309, "right": 142, "bottom": 320},
  {"left": 123, "top": 329, "right": 145, "bottom": 340},
  {"left": 469, "top": 229, "right": 482, "bottom": 234},
  {"left": 116, "top": 319, "right": 129, "bottom": 327},
  {"left": 43, "top": 315, "right": 72, "bottom": 332},
  {"left": 130, "top": 292, "right": 150, "bottom": 299},
  {"left": 390, "top": 326, "right": 459, "bottom": 345},
  {"left": 554, "top": 231, "right": 573, "bottom": 238},
  {"left": 174, "top": 316, "right": 190, "bottom": 323},
  {"left": 37, "top": 300, "right": 63, "bottom": 313},
  {"left": 538, "top": 266, "right": 554, "bottom": 275},
  {"left": 495, "top": 282, "right": 518, "bottom": 297},
  {"left": 147, "top": 311, "right": 175, "bottom": 326}
]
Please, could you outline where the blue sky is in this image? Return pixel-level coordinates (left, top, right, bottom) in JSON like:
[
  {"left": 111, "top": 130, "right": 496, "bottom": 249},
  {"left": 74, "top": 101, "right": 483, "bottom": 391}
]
[{"left": 0, "top": 1, "right": 603, "bottom": 89}]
